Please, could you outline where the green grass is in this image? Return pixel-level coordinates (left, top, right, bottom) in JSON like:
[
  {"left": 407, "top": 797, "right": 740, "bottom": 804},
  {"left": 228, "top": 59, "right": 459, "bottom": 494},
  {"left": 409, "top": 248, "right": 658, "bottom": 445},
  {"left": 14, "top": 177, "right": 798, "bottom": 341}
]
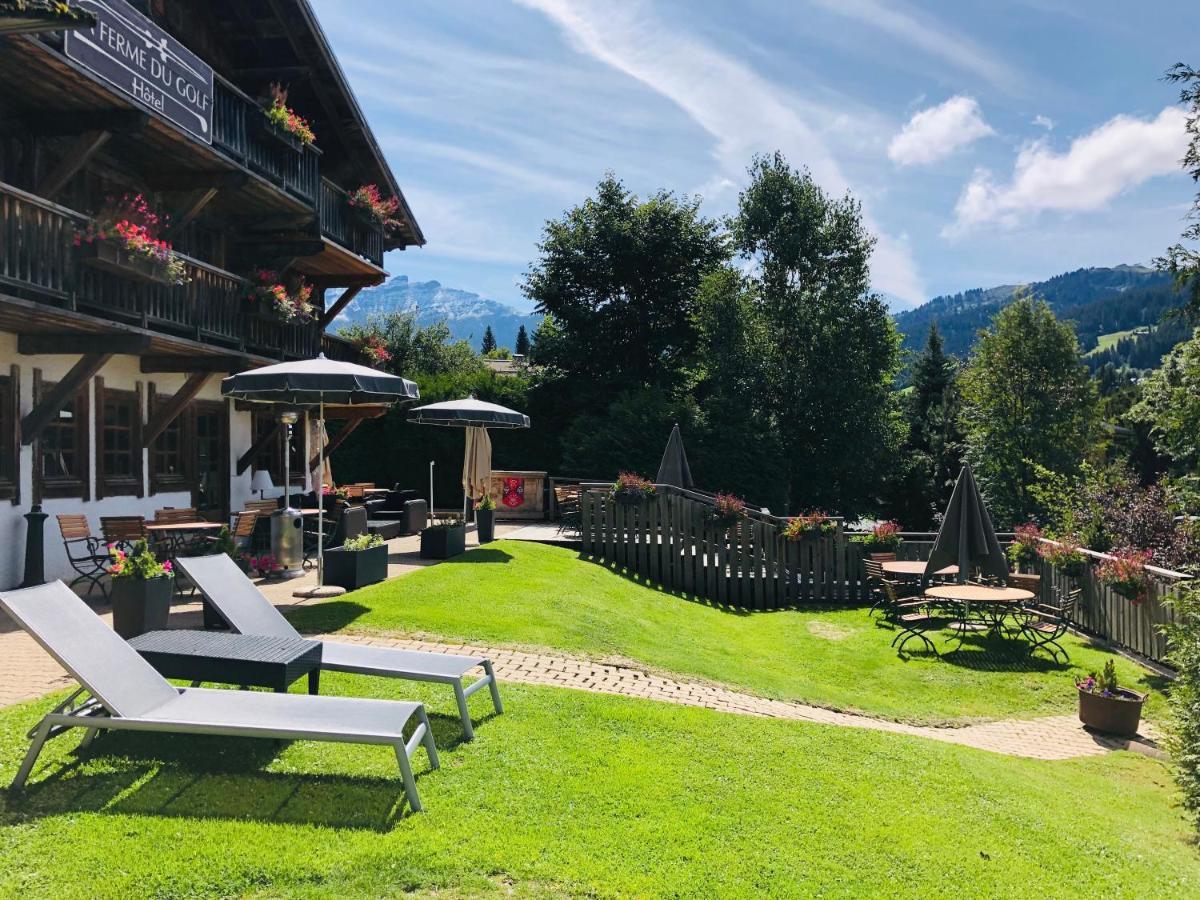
[
  {"left": 289, "top": 541, "right": 1166, "bottom": 726},
  {"left": 1086, "top": 327, "right": 1147, "bottom": 356},
  {"left": 1, "top": 677, "right": 1196, "bottom": 898}
]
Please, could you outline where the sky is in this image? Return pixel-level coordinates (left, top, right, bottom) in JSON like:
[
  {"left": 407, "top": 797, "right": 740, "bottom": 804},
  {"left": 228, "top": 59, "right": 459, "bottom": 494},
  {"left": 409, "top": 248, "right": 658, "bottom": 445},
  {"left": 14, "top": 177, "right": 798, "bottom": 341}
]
[{"left": 309, "top": 0, "right": 1196, "bottom": 312}]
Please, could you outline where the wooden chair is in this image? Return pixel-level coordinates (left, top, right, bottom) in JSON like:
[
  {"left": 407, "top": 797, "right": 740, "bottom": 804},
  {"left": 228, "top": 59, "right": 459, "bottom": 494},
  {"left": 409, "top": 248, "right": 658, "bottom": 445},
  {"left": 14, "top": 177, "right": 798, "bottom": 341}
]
[
  {"left": 886, "top": 579, "right": 939, "bottom": 657},
  {"left": 56, "top": 515, "right": 110, "bottom": 599},
  {"left": 868, "top": 552, "right": 897, "bottom": 562},
  {"left": 243, "top": 499, "right": 278, "bottom": 516},
  {"left": 554, "top": 485, "right": 582, "bottom": 532},
  {"left": 864, "top": 559, "right": 887, "bottom": 615},
  {"left": 153, "top": 507, "right": 198, "bottom": 524},
  {"left": 1019, "top": 587, "right": 1081, "bottom": 663},
  {"left": 100, "top": 516, "right": 147, "bottom": 551}
]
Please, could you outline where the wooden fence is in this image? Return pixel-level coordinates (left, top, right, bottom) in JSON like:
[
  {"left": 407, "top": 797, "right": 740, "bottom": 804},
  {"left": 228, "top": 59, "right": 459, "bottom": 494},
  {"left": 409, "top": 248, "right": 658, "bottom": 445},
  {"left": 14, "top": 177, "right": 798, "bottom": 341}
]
[{"left": 578, "top": 485, "right": 1191, "bottom": 665}]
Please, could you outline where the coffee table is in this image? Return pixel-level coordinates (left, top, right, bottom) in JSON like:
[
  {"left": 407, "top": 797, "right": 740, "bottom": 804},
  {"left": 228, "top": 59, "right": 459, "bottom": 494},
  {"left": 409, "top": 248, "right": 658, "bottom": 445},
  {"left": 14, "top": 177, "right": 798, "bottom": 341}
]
[{"left": 128, "top": 631, "right": 323, "bottom": 694}]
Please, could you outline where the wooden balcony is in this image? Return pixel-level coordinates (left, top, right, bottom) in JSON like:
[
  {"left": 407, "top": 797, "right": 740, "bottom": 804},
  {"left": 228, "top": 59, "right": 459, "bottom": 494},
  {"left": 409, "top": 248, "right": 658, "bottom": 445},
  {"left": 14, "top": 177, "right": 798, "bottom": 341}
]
[
  {"left": 318, "top": 179, "right": 385, "bottom": 267},
  {"left": 0, "top": 182, "right": 320, "bottom": 362}
]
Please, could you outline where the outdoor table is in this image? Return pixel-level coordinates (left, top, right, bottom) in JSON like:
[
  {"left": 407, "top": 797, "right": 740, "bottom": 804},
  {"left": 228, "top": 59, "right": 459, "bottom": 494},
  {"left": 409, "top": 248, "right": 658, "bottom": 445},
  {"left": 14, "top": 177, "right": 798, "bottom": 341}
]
[
  {"left": 128, "top": 630, "right": 323, "bottom": 694},
  {"left": 146, "top": 521, "right": 224, "bottom": 555},
  {"left": 923, "top": 584, "right": 1035, "bottom": 648},
  {"left": 881, "top": 560, "right": 958, "bottom": 580}
]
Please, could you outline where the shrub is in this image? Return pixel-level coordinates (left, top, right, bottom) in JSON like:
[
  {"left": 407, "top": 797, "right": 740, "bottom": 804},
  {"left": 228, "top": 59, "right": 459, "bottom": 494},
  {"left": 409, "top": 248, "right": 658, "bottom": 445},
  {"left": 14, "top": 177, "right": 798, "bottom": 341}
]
[
  {"left": 108, "top": 540, "right": 172, "bottom": 580},
  {"left": 475, "top": 494, "right": 496, "bottom": 511},
  {"left": 1166, "top": 583, "right": 1200, "bottom": 835},
  {"left": 708, "top": 493, "right": 747, "bottom": 529},
  {"left": 1007, "top": 522, "right": 1042, "bottom": 567},
  {"left": 781, "top": 511, "right": 837, "bottom": 540},
  {"left": 1096, "top": 548, "right": 1155, "bottom": 605},
  {"left": 1076, "top": 659, "right": 1121, "bottom": 696}
]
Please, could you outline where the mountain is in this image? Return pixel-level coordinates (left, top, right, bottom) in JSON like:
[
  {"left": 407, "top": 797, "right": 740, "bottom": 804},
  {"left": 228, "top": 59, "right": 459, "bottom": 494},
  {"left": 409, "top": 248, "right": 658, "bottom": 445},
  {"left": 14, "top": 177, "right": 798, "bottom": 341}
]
[
  {"left": 894, "top": 265, "right": 1184, "bottom": 365},
  {"left": 332, "top": 276, "right": 542, "bottom": 349}
]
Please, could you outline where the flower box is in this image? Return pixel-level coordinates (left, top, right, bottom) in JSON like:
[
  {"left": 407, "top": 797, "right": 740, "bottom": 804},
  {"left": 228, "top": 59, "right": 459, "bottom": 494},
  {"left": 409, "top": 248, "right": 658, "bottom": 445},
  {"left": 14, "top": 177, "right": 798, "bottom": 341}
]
[
  {"left": 420, "top": 524, "right": 466, "bottom": 559},
  {"left": 1077, "top": 685, "right": 1146, "bottom": 736},
  {"left": 111, "top": 576, "right": 173, "bottom": 639},
  {"left": 251, "top": 112, "right": 304, "bottom": 154},
  {"left": 323, "top": 542, "right": 388, "bottom": 590},
  {"left": 75, "top": 239, "right": 172, "bottom": 285}
]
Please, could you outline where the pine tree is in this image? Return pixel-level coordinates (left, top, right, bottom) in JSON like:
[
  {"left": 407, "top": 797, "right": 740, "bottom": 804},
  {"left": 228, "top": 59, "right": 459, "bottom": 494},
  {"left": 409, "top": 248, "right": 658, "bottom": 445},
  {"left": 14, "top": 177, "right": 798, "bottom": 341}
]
[
  {"left": 480, "top": 325, "right": 497, "bottom": 355},
  {"left": 515, "top": 324, "right": 530, "bottom": 356}
]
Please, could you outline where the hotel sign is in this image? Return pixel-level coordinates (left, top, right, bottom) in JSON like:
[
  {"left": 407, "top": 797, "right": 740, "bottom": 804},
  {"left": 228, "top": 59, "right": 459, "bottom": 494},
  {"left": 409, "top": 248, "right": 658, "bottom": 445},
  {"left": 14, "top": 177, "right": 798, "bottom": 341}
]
[{"left": 64, "top": 0, "right": 213, "bottom": 144}]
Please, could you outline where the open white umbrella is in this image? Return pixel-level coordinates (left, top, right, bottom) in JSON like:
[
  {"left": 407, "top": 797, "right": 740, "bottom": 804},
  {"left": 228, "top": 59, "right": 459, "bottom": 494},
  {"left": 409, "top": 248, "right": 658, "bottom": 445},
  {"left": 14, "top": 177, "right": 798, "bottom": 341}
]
[
  {"left": 408, "top": 396, "right": 530, "bottom": 518},
  {"left": 222, "top": 354, "right": 419, "bottom": 592}
]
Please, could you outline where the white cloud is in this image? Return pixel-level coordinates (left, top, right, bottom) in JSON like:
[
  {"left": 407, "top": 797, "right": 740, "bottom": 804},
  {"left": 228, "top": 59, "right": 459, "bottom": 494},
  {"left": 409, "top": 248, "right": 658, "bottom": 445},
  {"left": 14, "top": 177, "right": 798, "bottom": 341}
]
[
  {"left": 948, "top": 106, "right": 1188, "bottom": 233},
  {"left": 887, "top": 96, "right": 994, "bottom": 167},
  {"left": 514, "top": 0, "right": 925, "bottom": 304},
  {"left": 1032, "top": 114, "right": 1054, "bottom": 130}
]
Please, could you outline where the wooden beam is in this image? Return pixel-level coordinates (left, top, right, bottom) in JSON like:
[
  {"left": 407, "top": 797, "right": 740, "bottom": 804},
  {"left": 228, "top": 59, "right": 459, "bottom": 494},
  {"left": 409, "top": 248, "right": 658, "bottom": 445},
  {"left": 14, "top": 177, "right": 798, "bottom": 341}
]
[
  {"left": 310, "top": 418, "right": 362, "bottom": 471},
  {"left": 143, "top": 372, "right": 210, "bottom": 447},
  {"left": 19, "top": 333, "right": 151, "bottom": 355},
  {"left": 144, "top": 171, "right": 248, "bottom": 191},
  {"left": 320, "top": 285, "right": 362, "bottom": 326},
  {"left": 37, "top": 130, "right": 111, "bottom": 198},
  {"left": 164, "top": 187, "right": 219, "bottom": 238},
  {"left": 15, "top": 108, "right": 146, "bottom": 137},
  {"left": 233, "top": 65, "right": 313, "bottom": 82},
  {"left": 237, "top": 421, "right": 281, "bottom": 476},
  {"left": 21, "top": 353, "right": 110, "bottom": 445},
  {"left": 140, "top": 355, "right": 248, "bottom": 374}
]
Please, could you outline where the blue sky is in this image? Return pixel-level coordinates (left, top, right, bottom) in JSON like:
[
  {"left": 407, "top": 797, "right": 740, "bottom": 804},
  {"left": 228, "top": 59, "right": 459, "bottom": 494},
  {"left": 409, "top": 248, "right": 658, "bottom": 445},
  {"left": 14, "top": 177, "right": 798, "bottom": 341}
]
[{"left": 310, "top": 0, "right": 1195, "bottom": 311}]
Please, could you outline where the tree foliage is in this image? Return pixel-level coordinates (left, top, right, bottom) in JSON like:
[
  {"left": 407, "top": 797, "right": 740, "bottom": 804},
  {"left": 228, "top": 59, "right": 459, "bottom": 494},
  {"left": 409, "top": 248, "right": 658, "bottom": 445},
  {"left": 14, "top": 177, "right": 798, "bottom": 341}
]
[
  {"left": 960, "top": 293, "right": 1098, "bottom": 526},
  {"left": 515, "top": 324, "right": 530, "bottom": 356},
  {"left": 480, "top": 325, "right": 497, "bottom": 355},
  {"left": 339, "top": 312, "right": 482, "bottom": 378},
  {"left": 1158, "top": 62, "right": 1200, "bottom": 317}
]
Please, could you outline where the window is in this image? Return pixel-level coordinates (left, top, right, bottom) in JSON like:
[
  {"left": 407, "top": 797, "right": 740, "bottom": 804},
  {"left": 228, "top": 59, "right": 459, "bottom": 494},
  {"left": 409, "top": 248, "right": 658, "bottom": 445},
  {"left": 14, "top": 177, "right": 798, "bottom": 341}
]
[
  {"left": 96, "top": 378, "right": 142, "bottom": 498},
  {"left": 149, "top": 387, "right": 189, "bottom": 495},
  {"left": 34, "top": 370, "right": 89, "bottom": 501},
  {"left": 0, "top": 366, "right": 19, "bottom": 503}
]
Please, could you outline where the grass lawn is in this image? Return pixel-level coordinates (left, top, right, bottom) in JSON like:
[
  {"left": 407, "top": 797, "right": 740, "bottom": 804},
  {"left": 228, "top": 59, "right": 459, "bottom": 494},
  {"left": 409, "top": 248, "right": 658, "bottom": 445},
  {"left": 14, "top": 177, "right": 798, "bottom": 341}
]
[
  {"left": 289, "top": 541, "right": 1166, "bottom": 726},
  {"left": 1, "top": 676, "right": 1196, "bottom": 898},
  {"left": 1086, "top": 327, "right": 1146, "bottom": 356}
]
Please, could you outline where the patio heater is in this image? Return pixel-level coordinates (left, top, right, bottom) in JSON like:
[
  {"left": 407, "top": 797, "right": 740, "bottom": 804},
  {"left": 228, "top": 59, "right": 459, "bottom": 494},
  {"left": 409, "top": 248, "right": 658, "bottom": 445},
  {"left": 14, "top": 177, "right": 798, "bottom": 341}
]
[{"left": 271, "top": 410, "right": 304, "bottom": 579}]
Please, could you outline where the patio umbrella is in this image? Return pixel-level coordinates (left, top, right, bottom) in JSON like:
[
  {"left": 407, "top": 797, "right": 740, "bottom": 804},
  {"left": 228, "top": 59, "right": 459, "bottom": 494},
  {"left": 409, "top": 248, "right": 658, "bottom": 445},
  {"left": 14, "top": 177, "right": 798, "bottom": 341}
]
[
  {"left": 408, "top": 396, "right": 530, "bottom": 518},
  {"left": 463, "top": 426, "right": 492, "bottom": 507},
  {"left": 222, "top": 354, "right": 419, "bottom": 590},
  {"left": 924, "top": 464, "right": 1009, "bottom": 584},
  {"left": 655, "top": 423, "right": 693, "bottom": 489}
]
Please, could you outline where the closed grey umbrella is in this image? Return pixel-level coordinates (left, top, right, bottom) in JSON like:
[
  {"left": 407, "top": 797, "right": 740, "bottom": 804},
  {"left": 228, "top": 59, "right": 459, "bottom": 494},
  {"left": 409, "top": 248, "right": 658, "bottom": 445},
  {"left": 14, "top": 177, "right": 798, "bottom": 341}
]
[
  {"left": 655, "top": 423, "right": 694, "bottom": 489},
  {"left": 222, "top": 354, "right": 419, "bottom": 590},
  {"left": 924, "top": 465, "right": 1009, "bottom": 584}
]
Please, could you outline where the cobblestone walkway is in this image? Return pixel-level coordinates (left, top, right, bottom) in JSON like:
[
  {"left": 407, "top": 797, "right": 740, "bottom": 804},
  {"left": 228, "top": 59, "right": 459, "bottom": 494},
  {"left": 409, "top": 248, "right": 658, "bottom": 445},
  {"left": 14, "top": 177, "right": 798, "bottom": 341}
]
[{"left": 0, "top": 598, "right": 1163, "bottom": 762}]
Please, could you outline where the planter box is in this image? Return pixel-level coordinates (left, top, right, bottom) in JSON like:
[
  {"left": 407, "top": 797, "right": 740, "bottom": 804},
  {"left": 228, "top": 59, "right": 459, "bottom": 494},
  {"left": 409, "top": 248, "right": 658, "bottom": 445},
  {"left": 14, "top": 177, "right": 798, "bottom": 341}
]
[
  {"left": 420, "top": 524, "right": 466, "bottom": 560},
  {"left": 75, "top": 240, "right": 170, "bottom": 285},
  {"left": 476, "top": 509, "right": 495, "bottom": 544},
  {"left": 323, "top": 543, "right": 388, "bottom": 590},
  {"left": 252, "top": 112, "right": 305, "bottom": 153},
  {"left": 614, "top": 491, "right": 651, "bottom": 506},
  {"left": 111, "top": 576, "right": 174, "bottom": 639},
  {"left": 1077, "top": 686, "right": 1146, "bottom": 736}
]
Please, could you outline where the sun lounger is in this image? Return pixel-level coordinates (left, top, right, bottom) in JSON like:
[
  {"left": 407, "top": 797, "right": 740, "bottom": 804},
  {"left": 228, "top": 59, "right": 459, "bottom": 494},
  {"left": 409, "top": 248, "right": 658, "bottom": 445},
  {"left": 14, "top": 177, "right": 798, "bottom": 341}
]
[
  {"left": 176, "top": 554, "right": 503, "bottom": 740},
  {"left": 0, "top": 582, "right": 439, "bottom": 811}
]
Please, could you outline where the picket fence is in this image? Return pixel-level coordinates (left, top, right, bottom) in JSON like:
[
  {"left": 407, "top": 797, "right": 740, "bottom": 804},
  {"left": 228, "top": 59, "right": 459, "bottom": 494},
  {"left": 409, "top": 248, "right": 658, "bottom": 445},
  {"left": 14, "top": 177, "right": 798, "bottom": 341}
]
[{"left": 578, "top": 484, "right": 1192, "bottom": 665}]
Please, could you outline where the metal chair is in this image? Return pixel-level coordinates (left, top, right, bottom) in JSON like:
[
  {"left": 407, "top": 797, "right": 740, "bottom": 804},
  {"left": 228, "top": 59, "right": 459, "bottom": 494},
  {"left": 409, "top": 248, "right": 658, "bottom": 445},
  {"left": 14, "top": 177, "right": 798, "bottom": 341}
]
[
  {"left": 100, "top": 516, "right": 147, "bottom": 552},
  {"left": 886, "top": 579, "right": 940, "bottom": 656},
  {"left": 1019, "top": 587, "right": 1081, "bottom": 663},
  {"left": 56, "top": 515, "right": 110, "bottom": 600}
]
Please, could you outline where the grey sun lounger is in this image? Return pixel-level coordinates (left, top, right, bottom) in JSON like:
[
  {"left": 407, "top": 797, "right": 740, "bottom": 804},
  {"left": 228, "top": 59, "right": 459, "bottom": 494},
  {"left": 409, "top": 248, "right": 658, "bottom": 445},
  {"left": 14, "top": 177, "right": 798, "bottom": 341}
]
[
  {"left": 176, "top": 554, "right": 503, "bottom": 740},
  {"left": 0, "top": 581, "right": 439, "bottom": 812}
]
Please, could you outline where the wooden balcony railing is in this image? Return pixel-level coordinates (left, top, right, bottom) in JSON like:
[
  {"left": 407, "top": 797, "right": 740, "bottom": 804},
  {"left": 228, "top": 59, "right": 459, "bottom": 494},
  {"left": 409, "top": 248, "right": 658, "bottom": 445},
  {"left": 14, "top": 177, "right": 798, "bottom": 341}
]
[
  {"left": 318, "top": 179, "right": 385, "bottom": 267},
  {"left": 212, "top": 76, "right": 321, "bottom": 205},
  {"left": 0, "top": 182, "right": 320, "bottom": 360}
]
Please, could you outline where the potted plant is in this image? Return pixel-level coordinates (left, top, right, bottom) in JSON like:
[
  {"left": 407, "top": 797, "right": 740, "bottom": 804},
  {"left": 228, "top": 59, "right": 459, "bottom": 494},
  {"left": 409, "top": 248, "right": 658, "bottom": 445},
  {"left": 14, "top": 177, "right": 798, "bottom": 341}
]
[
  {"left": 1007, "top": 522, "right": 1042, "bottom": 572},
  {"left": 74, "top": 193, "right": 189, "bottom": 286},
  {"left": 707, "top": 492, "right": 747, "bottom": 531},
  {"left": 257, "top": 82, "right": 316, "bottom": 149},
  {"left": 475, "top": 493, "right": 497, "bottom": 544},
  {"left": 1076, "top": 659, "right": 1146, "bottom": 736},
  {"left": 1097, "top": 548, "right": 1154, "bottom": 605},
  {"left": 781, "top": 511, "right": 837, "bottom": 542},
  {"left": 108, "top": 540, "right": 174, "bottom": 639},
  {"left": 324, "top": 532, "right": 388, "bottom": 590},
  {"left": 348, "top": 183, "right": 402, "bottom": 233},
  {"left": 611, "top": 472, "right": 655, "bottom": 506},
  {"left": 1038, "top": 536, "right": 1089, "bottom": 579},
  {"left": 242, "top": 553, "right": 281, "bottom": 580},
  {"left": 246, "top": 269, "right": 316, "bottom": 322},
  {"left": 856, "top": 521, "right": 902, "bottom": 554},
  {"left": 420, "top": 514, "right": 466, "bottom": 560}
]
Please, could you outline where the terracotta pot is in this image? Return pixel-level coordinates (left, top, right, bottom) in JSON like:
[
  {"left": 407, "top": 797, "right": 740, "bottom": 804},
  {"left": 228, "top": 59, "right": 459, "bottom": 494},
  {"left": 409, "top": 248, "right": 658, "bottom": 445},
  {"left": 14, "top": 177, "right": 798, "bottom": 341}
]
[{"left": 1077, "top": 686, "right": 1146, "bottom": 736}]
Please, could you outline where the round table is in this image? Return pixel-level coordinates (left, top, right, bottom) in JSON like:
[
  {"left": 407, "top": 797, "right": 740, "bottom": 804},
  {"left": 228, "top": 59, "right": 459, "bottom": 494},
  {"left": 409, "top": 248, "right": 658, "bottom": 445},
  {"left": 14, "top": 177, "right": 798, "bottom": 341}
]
[
  {"left": 146, "top": 521, "right": 224, "bottom": 555},
  {"left": 881, "top": 560, "right": 958, "bottom": 579},
  {"left": 923, "top": 584, "right": 1035, "bottom": 647}
]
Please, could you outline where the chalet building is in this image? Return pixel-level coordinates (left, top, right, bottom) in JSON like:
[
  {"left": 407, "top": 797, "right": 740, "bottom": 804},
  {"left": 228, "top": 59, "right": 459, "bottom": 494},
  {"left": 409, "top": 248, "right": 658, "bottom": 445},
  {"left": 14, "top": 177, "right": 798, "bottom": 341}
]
[{"left": 0, "top": 0, "right": 423, "bottom": 587}]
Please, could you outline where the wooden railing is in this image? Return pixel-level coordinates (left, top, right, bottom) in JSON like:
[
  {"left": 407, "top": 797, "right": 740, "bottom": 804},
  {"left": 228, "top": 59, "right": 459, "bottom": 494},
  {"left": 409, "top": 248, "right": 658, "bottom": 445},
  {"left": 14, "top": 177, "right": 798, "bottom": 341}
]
[
  {"left": 580, "top": 486, "right": 1190, "bottom": 665},
  {"left": 0, "top": 182, "right": 320, "bottom": 360},
  {"left": 212, "top": 76, "right": 320, "bottom": 205},
  {"left": 318, "top": 179, "right": 384, "bottom": 266}
]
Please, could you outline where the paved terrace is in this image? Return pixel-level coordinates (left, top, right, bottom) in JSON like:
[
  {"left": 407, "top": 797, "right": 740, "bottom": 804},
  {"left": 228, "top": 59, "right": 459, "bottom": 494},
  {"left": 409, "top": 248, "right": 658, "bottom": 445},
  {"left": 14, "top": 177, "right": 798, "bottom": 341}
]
[{"left": 0, "top": 526, "right": 1163, "bottom": 762}]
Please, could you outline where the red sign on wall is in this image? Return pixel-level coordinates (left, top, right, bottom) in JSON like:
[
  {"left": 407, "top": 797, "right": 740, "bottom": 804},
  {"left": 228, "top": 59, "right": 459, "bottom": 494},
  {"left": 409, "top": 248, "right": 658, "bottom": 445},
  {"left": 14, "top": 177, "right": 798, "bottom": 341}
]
[{"left": 502, "top": 477, "right": 524, "bottom": 508}]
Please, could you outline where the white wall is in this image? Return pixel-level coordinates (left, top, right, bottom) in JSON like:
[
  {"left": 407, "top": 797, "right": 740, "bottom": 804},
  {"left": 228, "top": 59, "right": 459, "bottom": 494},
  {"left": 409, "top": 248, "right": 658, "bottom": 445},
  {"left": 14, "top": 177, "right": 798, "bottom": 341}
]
[{"left": 0, "top": 332, "right": 294, "bottom": 590}]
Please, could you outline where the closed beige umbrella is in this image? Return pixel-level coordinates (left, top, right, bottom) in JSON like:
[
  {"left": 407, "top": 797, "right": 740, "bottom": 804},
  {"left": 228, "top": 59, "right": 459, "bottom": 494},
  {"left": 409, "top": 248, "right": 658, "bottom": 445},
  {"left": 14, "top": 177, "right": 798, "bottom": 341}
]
[{"left": 462, "top": 426, "right": 493, "bottom": 516}]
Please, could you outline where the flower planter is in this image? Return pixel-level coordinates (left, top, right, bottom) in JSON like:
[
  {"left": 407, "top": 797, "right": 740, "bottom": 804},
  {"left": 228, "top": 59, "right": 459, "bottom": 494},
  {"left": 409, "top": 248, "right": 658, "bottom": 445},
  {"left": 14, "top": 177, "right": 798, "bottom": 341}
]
[
  {"left": 111, "top": 577, "right": 174, "bottom": 639},
  {"left": 75, "top": 240, "right": 171, "bottom": 285},
  {"left": 323, "top": 543, "right": 388, "bottom": 590},
  {"left": 1077, "top": 686, "right": 1146, "bottom": 736},
  {"left": 476, "top": 508, "right": 496, "bottom": 544},
  {"left": 252, "top": 112, "right": 305, "bottom": 153},
  {"left": 613, "top": 491, "right": 651, "bottom": 506},
  {"left": 420, "top": 524, "right": 466, "bottom": 560}
]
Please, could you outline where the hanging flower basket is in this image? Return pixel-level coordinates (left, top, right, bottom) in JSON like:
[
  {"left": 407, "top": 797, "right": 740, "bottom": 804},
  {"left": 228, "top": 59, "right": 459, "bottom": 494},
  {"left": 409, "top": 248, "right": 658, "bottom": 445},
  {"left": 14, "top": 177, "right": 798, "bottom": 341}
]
[
  {"left": 611, "top": 472, "right": 655, "bottom": 506},
  {"left": 707, "top": 493, "right": 747, "bottom": 531},
  {"left": 74, "top": 193, "right": 189, "bottom": 286},
  {"left": 1096, "top": 548, "right": 1154, "bottom": 605},
  {"left": 246, "top": 269, "right": 316, "bottom": 323},
  {"left": 258, "top": 82, "right": 316, "bottom": 148},
  {"left": 781, "top": 511, "right": 837, "bottom": 542},
  {"left": 1038, "top": 536, "right": 1088, "bottom": 578}
]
